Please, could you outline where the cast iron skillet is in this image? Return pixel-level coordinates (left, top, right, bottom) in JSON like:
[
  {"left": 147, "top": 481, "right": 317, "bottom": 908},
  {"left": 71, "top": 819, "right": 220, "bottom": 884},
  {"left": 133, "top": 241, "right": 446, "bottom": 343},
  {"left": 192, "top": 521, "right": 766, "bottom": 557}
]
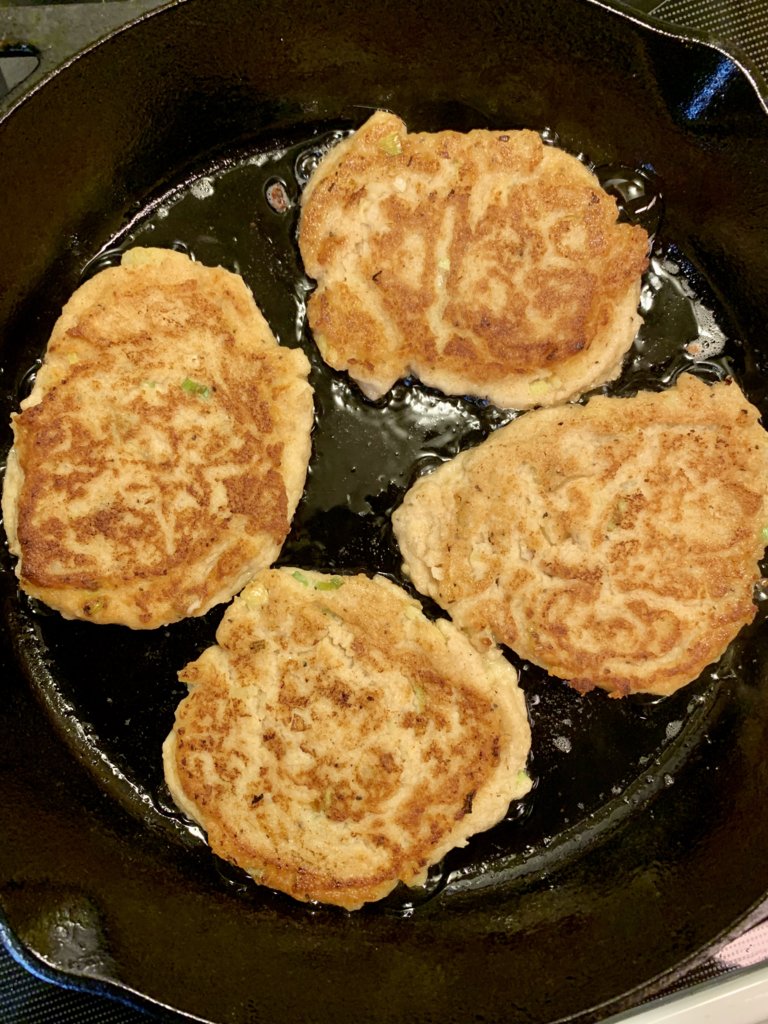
[{"left": 2, "top": 1, "right": 768, "bottom": 1021}]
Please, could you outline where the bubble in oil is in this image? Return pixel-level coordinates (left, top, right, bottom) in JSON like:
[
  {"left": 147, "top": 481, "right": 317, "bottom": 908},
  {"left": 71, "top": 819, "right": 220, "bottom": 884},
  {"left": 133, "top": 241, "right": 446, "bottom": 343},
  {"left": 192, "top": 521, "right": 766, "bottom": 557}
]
[
  {"left": 377, "top": 861, "right": 448, "bottom": 916},
  {"left": 293, "top": 130, "right": 350, "bottom": 187},
  {"left": 505, "top": 783, "right": 537, "bottom": 824},
  {"left": 294, "top": 147, "right": 326, "bottom": 186},
  {"left": 16, "top": 358, "right": 41, "bottom": 401},
  {"left": 685, "top": 304, "right": 727, "bottom": 361},
  {"left": 168, "top": 239, "right": 193, "bottom": 256},
  {"left": 539, "top": 126, "right": 561, "bottom": 147},
  {"left": 212, "top": 856, "right": 254, "bottom": 894},
  {"left": 150, "top": 781, "right": 184, "bottom": 818},
  {"left": 189, "top": 176, "right": 215, "bottom": 200},
  {"left": 631, "top": 693, "right": 670, "bottom": 723},
  {"left": 575, "top": 151, "right": 596, "bottom": 171},
  {"left": 245, "top": 150, "right": 283, "bottom": 169},
  {"left": 665, "top": 720, "right": 682, "bottom": 740},
  {"left": 150, "top": 781, "right": 205, "bottom": 842},
  {"left": 408, "top": 453, "right": 449, "bottom": 482},
  {"left": 23, "top": 595, "right": 56, "bottom": 618},
  {"left": 596, "top": 164, "right": 663, "bottom": 237},
  {"left": 79, "top": 247, "right": 124, "bottom": 284},
  {"left": 623, "top": 250, "right": 734, "bottom": 391}
]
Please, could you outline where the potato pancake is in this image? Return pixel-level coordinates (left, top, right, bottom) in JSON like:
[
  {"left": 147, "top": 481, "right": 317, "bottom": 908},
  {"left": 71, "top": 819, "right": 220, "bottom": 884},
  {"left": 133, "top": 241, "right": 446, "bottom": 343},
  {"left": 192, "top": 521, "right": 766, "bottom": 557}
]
[
  {"left": 299, "top": 110, "right": 648, "bottom": 408},
  {"left": 392, "top": 374, "right": 768, "bottom": 696},
  {"left": 163, "top": 568, "right": 531, "bottom": 910},
  {"left": 2, "top": 247, "right": 313, "bottom": 628}
]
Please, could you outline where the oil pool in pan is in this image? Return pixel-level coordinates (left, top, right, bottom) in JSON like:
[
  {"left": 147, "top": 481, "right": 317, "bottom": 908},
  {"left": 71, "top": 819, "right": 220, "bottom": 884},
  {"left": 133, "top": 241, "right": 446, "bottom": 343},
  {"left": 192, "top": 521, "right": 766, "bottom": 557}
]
[{"left": 3, "top": 119, "right": 766, "bottom": 913}]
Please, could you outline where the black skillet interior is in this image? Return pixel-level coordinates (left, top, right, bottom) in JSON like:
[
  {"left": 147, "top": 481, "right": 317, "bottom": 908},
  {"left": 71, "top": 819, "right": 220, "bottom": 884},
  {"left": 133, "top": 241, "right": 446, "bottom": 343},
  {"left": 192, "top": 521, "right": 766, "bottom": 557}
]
[{"left": 1, "top": 0, "right": 768, "bottom": 1022}]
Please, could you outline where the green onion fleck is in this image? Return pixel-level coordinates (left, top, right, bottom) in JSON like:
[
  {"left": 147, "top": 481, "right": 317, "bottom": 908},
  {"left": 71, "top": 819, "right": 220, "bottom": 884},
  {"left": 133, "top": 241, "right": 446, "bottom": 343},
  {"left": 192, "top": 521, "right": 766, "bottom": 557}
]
[
  {"left": 292, "top": 571, "right": 344, "bottom": 591},
  {"left": 315, "top": 788, "right": 334, "bottom": 815},
  {"left": 315, "top": 576, "right": 344, "bottom": 591},
  {"left": 181, "top": 377, "right": 212, "bottom": 399},
  {"left": 761, "top": 526, "right": 768, "bottom": 544},
  {"left": 378, "top": 132, "right": 402, "bottom": 157},
  {"left": 411, "top": 682, "right": 426, "bottom": 713}
]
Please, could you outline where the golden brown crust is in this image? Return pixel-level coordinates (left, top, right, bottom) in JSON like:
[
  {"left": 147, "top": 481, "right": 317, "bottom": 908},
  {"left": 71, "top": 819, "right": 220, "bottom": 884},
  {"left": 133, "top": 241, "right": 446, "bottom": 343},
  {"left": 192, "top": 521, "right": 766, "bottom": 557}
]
[
  {"left": 1, "top": 248, "right": 313, "bottom": 628},
  {"left": 392, "top": 374, "right": 768, "bottom": 697},
  {"left": 163, "top": 569, "right": 531, "bottom": 910},
  {"left": 299, "top": 111, "right": 648, "bottom": 408}
]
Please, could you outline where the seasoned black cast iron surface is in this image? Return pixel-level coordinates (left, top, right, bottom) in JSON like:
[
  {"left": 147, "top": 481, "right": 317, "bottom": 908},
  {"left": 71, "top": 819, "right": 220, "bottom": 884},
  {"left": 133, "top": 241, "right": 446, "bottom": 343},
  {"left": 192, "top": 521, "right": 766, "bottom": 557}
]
[{"left": 1, "top": 1, "right": 768, "bottom": 1022}]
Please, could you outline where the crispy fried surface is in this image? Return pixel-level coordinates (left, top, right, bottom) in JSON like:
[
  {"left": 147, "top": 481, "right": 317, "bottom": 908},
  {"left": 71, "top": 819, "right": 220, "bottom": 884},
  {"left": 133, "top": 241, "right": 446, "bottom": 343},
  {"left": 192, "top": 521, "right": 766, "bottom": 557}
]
[
  {"left": 392, "top": 374, "right": 768, "bottom": 697},
  {"left": 1, "top": 248, "right": 313, "bottom": 628},
  {"left": 163, "top": 569, "right": 531, "bottom": 910},
  {"left": 299, "top": 111, "right": 648, "bottom": 409}
]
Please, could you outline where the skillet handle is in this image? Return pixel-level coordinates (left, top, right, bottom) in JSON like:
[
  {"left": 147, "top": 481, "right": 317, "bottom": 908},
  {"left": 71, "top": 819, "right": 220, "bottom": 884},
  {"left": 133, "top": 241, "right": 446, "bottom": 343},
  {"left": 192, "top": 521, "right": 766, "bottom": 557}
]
[
  {"left": 0, "top": 0, "right": 170, "bottom": 113},
  {"left": 623, "top": 0, "right": 768, "bottom": 105}
]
